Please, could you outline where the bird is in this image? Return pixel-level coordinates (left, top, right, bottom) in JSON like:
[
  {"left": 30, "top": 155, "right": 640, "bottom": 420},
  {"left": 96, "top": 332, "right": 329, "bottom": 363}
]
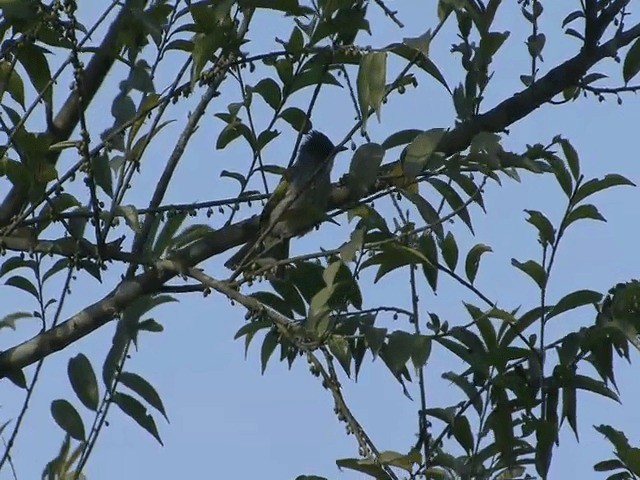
[{"left": 224, "top": 130, "right": 347, "bottom": 274}]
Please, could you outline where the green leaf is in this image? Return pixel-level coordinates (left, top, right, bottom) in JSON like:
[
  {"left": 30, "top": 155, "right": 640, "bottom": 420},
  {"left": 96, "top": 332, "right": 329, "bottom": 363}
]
[
  {"left": 286, "top": 26, "right": 304, "bottom": 55},
  {"left": 535, "top": 419, "right": 555, "bottom": 477},
  {"left": 191, "top": 32, "right": 219, "bottom": 87},
  {"left": 270, "top": 278, "right": 306, "bottom": 316},
  {"left": 419, "top": 234, "right": 439, "bottom": 291},
  {"left": 138, "top": 318, "right": 164, "bottom": 333},
  {"left": 0, "top": 311, "right": 33, "bottom": 330},
  {"left": 511, "top": 259, "right": 546, "bottom": 289},
  {"left": 112, "top": 93, "right": 136, "bottom": 126},
  {"left": 525, "top": 209, "right": 555, "bottom": 245},
  {"left": 384, "top": 331, "right": 415, "bottom": 373},
  {"left": 442, "top": 372, "right": 483, "bottom": 414},
  {"left": 279, "top": 107, "right": 311, "bottom": 133},
  {"left": 401, "top": 191, "right": 444, "bottom": 240},
  {"left": 357, "top": 52, "right": 386, "bottom": 129},
  {"left": 1, "top": 256, "right": 33, "bottom": 278},
  {"left": 116, "top": 205, "right": 141, "bottom": 233},
  {"left": 547, "top": 289, "right": 602, "bottom": 320},
  {"left": 5, "top": 275, "right": 39, "bottom": 299},
  {"left": 452, "top": 416, "right": 474, "bottom": 453},
  {"left": 340, "top": 228, "right": 364, "bottom": 263},
  {"left": 593, "top": 459, "right": 626, "bottom": 472},
  {"left": 113, "top": 392, "right": 163, "bottom": 445},
  {"left": 0, "top": 59, "right": 25, "bottom": 107},
  {"left": 220, "top": 169, "right": 247, "bottom": 189},
  {"left": 153, "top": 212, "right": 188, "bottom": 257},
  {"left": 289, "top": 261, "right": 325, "bottom": 303},
  {"left": 465, "top": 244, "right": 492, "bottom": 284},
  {"left": 381, "top": 129, "right": 422, "bottom": 150},
  {"left": 439, "top": 231, "right": 458, "bottom": 271},
  {"left": 572, "top": 174, "right": 635, "bottom": 205},
  {"left": 387, "top": 43, "right": 449, "bottom": 91},
  {"left": 403, "top": 29, "right": 431, "bottom": 54},
  {"left": 307, "top": 285, "right": 334, "bottom": 332},
  {"left": 119, "top": 372, "right": 167, "bottom": 420},
  {"left": 257, "top": 129, "right": 280, "bottom": 150},
  {"left": 68, "top": 354, "right": 99, "bottom": 411},
  {"left": 361, "top": 324, "right": 387, "bottom": 358},
  {"left": 253, "top": 78, "right": 281, "bottom": 110},
  {"left": 128, "top": 60, "right": 155, "bottom": 93},
  {"left": 7, "top": 369, "right": 27, "bottom": 389},
  {"left": 347, "top": 143, "right": 385, "bottom": 196},
  {"left": 574, "top": 374, "right": 620, "bottom": 402},
  {"left": 328, "top": 335, "right": 351, "bottom": 376},
  {"left": 252, "top": 291, "right": 293, "bottom": 318},
  {"left": 564, "top": 204, "right": 606, "bottom": 228},
  {"left": 362, "top": 245, "right": 432, "bottom": 283},
  {"left": 216, "top": 122, "right": 253, "bottom": 150},
  {"left": 260, "top": 329, "right": 279, "bottom": 374},
  {"left": 411, "top": 335, "right": 431, "bottom": 370},
  {"left": 402, "top": 129, "right": 445, "bottom": 178},
  {"left": 559, "top": 138, "right": 580, "bottom": 180},
  {"left": 289, "top": 68, "right": 341, "bottom": 94},
  {"left": 381, "top": 450, "right": 422, "bottom": 472},
  {"left": 15, "top": 43, "right": 52, "bottom": 106},
  {"left": 544, "top": 153, "right": 573, "bottom": 196},
  {"left": 562, "top": 383, "right": 578, "bottom": 440},
  {"left": 51, "top": 399, "right": 85, "bottom": 441},
  {"left": 336, "top": 457, "right": 387, "bottom": 479},
  {"left": 623, "top": 37, "right": 640, "bottom": 83},
  {"left": 234, "top": 319, "right": 271, "bottom": 356},
  {"left": 478, "top": 31, "right": 509, "bottom": 60},
  {"left": 91, "top": 152, "right": 113, "bottom": 198},
  {"left": 428, "top": 178, "right": 473, "bottom": 233}
]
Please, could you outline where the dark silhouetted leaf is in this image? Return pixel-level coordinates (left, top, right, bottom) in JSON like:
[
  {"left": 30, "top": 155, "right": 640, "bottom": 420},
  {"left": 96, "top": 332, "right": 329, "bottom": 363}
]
[
  {"left": 68, "top": 354, "right": 99, "bottom": 411},
  {"left": 51, "top": 399, "right": 85, "bottom": 441},
  {"left": 113, "top": 392, "right": 163, "bottom": 445}
]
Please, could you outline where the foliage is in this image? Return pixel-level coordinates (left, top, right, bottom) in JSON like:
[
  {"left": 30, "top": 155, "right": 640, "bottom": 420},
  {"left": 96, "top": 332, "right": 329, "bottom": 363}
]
[{"left": 0, "top": 1, "right": 639, "bottom": 479}]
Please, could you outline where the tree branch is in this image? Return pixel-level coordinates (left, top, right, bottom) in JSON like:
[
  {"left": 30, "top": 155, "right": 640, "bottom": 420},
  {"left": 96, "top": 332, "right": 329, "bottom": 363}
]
[{"left": 1, "top": 21, "right": 639, "bottom": 377}]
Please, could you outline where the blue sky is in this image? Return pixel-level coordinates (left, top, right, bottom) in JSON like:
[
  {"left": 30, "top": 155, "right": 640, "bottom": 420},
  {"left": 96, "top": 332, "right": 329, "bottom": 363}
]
[{"left": 2, "top": 2, "right": 640, "bottom": 479}]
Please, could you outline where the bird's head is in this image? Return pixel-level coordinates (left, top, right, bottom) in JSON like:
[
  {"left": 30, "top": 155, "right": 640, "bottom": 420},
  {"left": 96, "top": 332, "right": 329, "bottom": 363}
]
[{"left": 301, "top": 131, "right": 347, "bottom": 162}]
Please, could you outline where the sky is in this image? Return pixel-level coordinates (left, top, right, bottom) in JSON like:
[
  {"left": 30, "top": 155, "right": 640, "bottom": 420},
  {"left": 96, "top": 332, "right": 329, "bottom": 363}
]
[{"left": 1, "top": 2, "right": 640, "bottom": 479}]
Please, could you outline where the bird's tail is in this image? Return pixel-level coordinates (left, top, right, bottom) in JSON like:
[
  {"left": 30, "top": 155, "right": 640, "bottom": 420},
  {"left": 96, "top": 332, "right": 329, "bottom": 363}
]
[
  {"left": 223, "top": 239, "right": 290, "bottom": 276},
  {"left": 224, "top": 242, "right": 258, "bottom": 270}
]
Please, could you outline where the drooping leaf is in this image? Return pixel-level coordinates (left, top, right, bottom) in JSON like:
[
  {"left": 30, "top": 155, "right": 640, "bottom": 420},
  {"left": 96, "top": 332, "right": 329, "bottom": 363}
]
[
  {"left": 623, "top": 37, "right": 640, "bottom": 83},
  {"left": 260, "top": 329, "right": 279, "bottom": 374},
  {"left": 465, "top": 244, "right": 492, "bottom": 284},
  {"left": 119, "top": 371, "right": 168, "bottom": 420},
  {"left": 439, "top": 231, "right": 458, "bottom": 271},
  {"left": 511, "top": 259, "right": 546, "bottom": 289},
  {"left": 51, "top": 400, "right": 85, "bottom": 441},
  {"left": 572, "top": 174, "right": 635, "bottom": 206},
  {"left": 547, "top": 290, "right": 603, "bottom": 320},
  {"left": 525, "top": 210, "right": 555, "bottom": 245},
  {"left": 68, "top": 354, "right": 99, "bottom": 412},
  {"left": 5, "top": 275, "right": 39, "bottom": 299},
  {"left": 347, "top": 143, "right": 385, "bottom": 196},
  {"left": 113, "top": 392, "right": 163, "bottom": 445},
  {"left": 253, "top": 78, "right": 282, "bottom": 110}
]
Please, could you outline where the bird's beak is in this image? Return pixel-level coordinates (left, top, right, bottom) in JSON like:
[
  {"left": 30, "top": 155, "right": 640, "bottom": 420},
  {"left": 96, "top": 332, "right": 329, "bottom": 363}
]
[{"left": 337, "top": 145, "right": 348, "bottom": 152}]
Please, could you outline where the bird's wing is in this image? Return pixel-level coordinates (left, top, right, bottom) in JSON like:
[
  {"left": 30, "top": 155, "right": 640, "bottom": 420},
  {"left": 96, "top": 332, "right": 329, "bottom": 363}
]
[{"left": 260, "top": 175, "right": 290, "bottom": 224}]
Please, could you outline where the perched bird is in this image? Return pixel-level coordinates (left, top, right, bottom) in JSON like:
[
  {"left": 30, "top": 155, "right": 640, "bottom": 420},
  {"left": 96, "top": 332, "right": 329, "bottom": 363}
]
[{"left": 225, "top": 131, "right": 346, "bottom": 273}]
